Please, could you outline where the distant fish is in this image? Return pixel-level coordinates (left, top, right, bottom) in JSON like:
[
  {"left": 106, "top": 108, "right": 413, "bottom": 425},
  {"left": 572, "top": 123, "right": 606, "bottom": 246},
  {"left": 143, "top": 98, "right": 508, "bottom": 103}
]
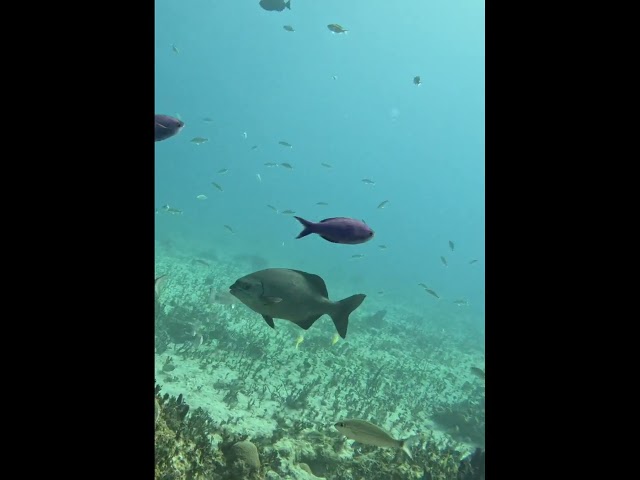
[
  {"left": 469, "top": 259, "right": 478, "bottom": 264},
  {"left": 259, "top": 0, "right": 291, "bottom": 12},
  {"left": 224, "top": 225, "right": 234, "bottom": 233},
  {"left": 251, "top": 145, "right": 259, "bottom": 150},
  {"left": 295, "top": 334, "right": 304, "bottom": 349},
  {"left": 203, "top": 117, "right": 214, "bottom": 123},
  {"left": 211, "top": 182, "right": 224, "bottom": 191},
  {"left": 362, "top": 178, "right": 375, "bottom": 185},
  {"left": 424, "top": 288, "right": 440, "bottom": 299},
  {"left": 155, "top": 274, "right": 169, "bottom": 297},
  {"left": 171, "top": 44, "right": 179, "bottom": 54},
  {"left": 453, "top": 299, "right": 469, "bottom": 307},
  {"left": 327, "top": 24, "right": 348, "bottom": 34},
  {"left": 217, "top": 168, "right": 229, "bottom": 174},
  {"left": 281, "top": 209, "right": 296, "bottom": 215},
  {"left": 196, "top": 194, "right": 207, "bottom": 200},
  {"left": 256, "top": 173, "right": 262, "bottom": 183},
  {"left": 378, "top": 245, "right": 387, "bottom": 249},
  {"left": 264, "top": 162, "right": 279, "bottom": 167},
  {"left": 210, "top": 289, "right": 239, "bottom": 306},
  {"left": 331, "top": 333, "right": 340, "bottom": 346},
  {"left": 413, "top": 76, "right": 421, "bottom": 86},
  {"left": 267, "top": 205, "right": 278, "bottom": 212},
  {"left": 161, "top": 205, "right": 183, "bottom": 215},
  {"left": 155, "top": 114, "right": 184, "bottom": 142},
  {"left": 294, "top": 216, "right": 374, "bottom": 245},
  {"left": 190, "top": 137, "right": 208, "bottom": 145},
  {"left": 283, "top": 25, "right": 295, "bottom": 32},
  {"left": 280, "top": 162, "right": 293, "bottom": 169},
  {"left": 278, "top": 141, "right": 293, "bottom": 148},
  {"left": 418, "top": 283, "right": 429, "bottom": 289},
  {"left": 351, "top": 254, "right": 365, "bottom": 259},
  {"left": 316, "top": 202, "right": 329, "bottom": 206},
  {"left": 470, "top": 367, "right": 485, "bottom": 380},
  {"left": 440, "top": 256, "right": 448, "bottom": 267},
  {"left": 321, "top": 162, "right": 332, "bottom": 168},
  {"left": 449, "top": 240, "right": 455, "bottom": 252},
  {"left": 229, "top": 268, "right": 366, "bottom": 338},
  {"left": 377, "top": 200, "right": 389, "bottom": 209},
  {"left": 334, "top": 419, "right": 419, "bottom": 459}
]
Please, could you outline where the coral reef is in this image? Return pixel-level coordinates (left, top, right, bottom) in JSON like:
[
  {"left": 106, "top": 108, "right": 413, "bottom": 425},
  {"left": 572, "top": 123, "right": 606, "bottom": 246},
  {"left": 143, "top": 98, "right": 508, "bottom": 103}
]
[{"left": 154, "top": 249, "right": 485, "bottom": 479}]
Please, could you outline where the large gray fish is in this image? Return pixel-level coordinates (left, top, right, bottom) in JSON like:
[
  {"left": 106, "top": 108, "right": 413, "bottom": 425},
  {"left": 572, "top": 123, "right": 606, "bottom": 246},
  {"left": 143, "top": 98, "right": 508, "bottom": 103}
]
[
  {"left": 259, "top": 0, "right": 291, "bottom": 12},
  {"left": 334, "top": 419, "right": 420, "bottom": 460},
  {"left": 155, "top": 114, "right": 184, "bottom": 142},
  {"left": 229, "top": 268, "right": 366, "bottom": 338}
]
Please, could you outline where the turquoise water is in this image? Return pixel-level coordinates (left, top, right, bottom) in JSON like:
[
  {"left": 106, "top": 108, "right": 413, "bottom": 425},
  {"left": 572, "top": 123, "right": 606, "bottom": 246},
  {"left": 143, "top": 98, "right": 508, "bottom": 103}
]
[
  {"left": 155, "top": 0, "right": 484, "bottom": 316},
  {"left": 155, "top": 3, "right": 484, "bottom": 476}
]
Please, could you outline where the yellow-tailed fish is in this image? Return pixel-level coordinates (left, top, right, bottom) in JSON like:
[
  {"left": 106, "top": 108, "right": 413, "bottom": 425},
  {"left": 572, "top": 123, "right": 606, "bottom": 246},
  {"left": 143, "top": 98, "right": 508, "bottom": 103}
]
[
  {"left": 331, "top": 333, "right": 340, "bottom": 345},
  {"left": 295, "top": 335, "right": 304, "bottom": 349}
]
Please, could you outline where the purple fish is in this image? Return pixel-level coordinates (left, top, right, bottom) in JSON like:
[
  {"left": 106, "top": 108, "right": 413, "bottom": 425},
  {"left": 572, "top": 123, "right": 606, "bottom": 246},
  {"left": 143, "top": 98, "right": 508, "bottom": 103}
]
[
  {"left": 294, "top": 216, "right": 374, "bottom": 245},
  {"left": 155, "top": 114, "right": 184, "bottom": 142}
]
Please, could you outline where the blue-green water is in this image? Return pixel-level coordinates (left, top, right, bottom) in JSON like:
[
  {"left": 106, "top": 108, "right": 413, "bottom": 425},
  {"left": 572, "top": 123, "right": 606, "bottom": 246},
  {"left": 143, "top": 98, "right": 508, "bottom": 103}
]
[{"left": 155, "top": 0, "right": 484, "bottom": 333}]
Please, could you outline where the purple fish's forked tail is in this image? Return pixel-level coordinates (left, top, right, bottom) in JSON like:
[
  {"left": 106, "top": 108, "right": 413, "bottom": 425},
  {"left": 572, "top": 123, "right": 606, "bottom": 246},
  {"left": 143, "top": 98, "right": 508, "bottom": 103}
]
[
  {"left": 294, "top": 216, "right": 316, "bottom": 239},
  {"left": 285, "top": 0, "right": 291, "bottom": 9}
]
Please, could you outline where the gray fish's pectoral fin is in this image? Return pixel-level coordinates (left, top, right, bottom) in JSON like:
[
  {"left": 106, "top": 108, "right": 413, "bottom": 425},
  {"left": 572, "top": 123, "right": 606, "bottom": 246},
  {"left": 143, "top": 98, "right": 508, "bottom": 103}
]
[
  {"left": 262, "top": 315, "right": 275, "bottom": 328},
  {"left": 296, "top": 314, "right": 322, "bottom": 330},
  {"left": 261, "top": 296, "right": 282, "bottom": 304}
]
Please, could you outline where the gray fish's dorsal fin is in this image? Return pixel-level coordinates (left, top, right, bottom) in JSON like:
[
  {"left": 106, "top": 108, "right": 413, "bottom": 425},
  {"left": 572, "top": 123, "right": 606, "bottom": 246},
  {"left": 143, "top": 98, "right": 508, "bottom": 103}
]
[
  {"left": 262, "top": 315, "right": 275, "bottom": 328},
  {"left": 289, "top": 269, "right": 329, "bottom": 297}
]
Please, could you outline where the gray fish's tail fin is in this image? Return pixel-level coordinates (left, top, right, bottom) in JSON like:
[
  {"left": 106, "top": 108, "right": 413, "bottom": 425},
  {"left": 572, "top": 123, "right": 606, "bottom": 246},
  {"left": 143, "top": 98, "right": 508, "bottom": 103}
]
[
  {"left": 285, "top": 1, "right": 291, "bottom": 9},
  {"left": 400, "top": 434, "right": 420, "bottom": 460},
  {"left": 294, "top": 216, "right": 315, "bottom": 239},
  {"left": 330, "top": 294, "right": 366, "bottom": 339}
]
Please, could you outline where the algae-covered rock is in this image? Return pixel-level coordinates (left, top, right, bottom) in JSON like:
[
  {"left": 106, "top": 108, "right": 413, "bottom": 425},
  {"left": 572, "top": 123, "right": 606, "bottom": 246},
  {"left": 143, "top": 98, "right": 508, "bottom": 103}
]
[{"left": 230, "top": 440, "right": 261, "bottom": 470}]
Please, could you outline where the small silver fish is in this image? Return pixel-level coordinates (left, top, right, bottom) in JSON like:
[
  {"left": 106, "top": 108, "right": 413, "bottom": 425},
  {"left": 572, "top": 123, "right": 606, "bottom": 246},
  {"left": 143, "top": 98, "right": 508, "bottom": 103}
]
[
  {"left": 190, "top": 137, "right": 208, "bottom": 145},
  {"left": 334, "top": 419, "right": 419, "bottom": 459},
  {"left": 224, "top": 225, "right": 234, "bottom": 234},
  {"left": 377, "top": 200, "right": 389, "bottom": 209},
  {"left": 321, "top": 162, "right": 332, "bottom": 168},
  {"left": 218, "top": 168, "right": 228, "bottom": 174},
  {"left": 171, "top": 44, "right": 179, "bottom": 54},
  {"left": 278, "top": 141, "right": 293, "bottom": 148},
  {"left": 440, "top": 256, "right": 448, "bottom": 267},
  {"left": 211, "top": 182, "right": 223, "bottom": 191},
  {"left": 362, "top": 178, "right": 375, "bottom": 185},
  {"left": 449, "top": 240, "right": 455, "bottom": 252},
  {"left": 280, "top": 162, "right": 293, "bottom": 169},
  {"left": 316, "top": 202, "right": 329, "bottom": 206}
]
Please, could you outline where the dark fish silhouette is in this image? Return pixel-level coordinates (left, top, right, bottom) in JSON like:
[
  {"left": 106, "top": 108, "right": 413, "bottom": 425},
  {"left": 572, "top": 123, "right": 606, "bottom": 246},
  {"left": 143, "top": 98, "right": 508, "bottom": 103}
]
[
  {"left": 259, "top": 0, "right": 291, "bottom": 12},
  {"left": 294, "top": 216, "right": 374, "bottom": 245},
  {"left": 230, "top": 268, "right": 366, "bottom": 338},
  {"left": 155, "top": 114, "right": 184, "bottom": 142}
]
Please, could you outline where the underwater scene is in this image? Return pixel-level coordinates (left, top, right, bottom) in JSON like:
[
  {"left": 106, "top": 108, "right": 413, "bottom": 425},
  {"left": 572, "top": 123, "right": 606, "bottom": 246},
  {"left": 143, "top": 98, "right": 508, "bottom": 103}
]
[{"left": 155, "top": 1, "right": 484, "bottom": 479}]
